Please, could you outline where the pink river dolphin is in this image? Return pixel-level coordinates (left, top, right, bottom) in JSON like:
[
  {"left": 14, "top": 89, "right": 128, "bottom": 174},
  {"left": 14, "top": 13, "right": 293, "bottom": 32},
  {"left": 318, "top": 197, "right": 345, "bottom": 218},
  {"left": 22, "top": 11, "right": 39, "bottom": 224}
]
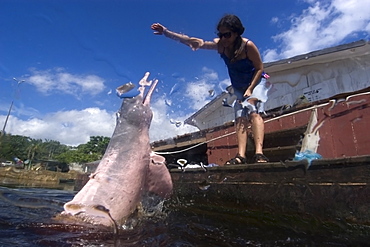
[{"left": 60, "top": 72, "right": 173, "bottom": 228}]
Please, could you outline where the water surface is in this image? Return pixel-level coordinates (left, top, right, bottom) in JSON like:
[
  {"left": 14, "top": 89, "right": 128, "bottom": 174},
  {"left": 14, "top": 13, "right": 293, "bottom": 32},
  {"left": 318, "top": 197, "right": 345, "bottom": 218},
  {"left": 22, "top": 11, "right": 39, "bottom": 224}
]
[{"left": 0, "top": 184, "right": 367, "bottom": 246}]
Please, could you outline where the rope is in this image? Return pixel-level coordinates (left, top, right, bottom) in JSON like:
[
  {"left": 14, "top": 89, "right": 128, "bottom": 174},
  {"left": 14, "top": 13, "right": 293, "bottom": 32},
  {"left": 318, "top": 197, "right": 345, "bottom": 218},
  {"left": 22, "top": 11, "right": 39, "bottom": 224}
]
[{"left": 154, "top": 131, "right": 235, "bottom": 155}]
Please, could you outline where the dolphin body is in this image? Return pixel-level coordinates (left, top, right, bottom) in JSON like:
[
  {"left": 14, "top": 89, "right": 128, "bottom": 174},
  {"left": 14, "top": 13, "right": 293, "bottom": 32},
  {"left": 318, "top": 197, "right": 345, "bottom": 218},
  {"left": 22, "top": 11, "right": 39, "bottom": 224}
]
[{"left": 61, "top": 72, "right": 173, "bottom": 227}]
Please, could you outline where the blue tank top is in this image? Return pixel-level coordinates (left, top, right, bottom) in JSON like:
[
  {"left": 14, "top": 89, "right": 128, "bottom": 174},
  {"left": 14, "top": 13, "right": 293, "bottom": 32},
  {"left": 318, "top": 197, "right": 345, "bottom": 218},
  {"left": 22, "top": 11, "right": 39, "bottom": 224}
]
[{"left": 220, "top": 53, "right": 255, "bottom": 90}]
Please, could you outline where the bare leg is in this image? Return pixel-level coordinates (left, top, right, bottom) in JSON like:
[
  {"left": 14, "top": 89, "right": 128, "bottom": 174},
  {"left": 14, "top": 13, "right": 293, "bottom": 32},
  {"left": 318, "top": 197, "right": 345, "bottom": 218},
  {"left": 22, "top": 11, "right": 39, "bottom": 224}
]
[
  {"left": 224, "top": 117, "right": 249, "bottom": 165},
  {"left": 249, "top": 112, "right": 264, "bottom": 154},
  {"left": 248, "top": 98, "right": 268, "bottom": 163},
  {"left": 235, "top": 117, "right": 248, "bottom": 158}
]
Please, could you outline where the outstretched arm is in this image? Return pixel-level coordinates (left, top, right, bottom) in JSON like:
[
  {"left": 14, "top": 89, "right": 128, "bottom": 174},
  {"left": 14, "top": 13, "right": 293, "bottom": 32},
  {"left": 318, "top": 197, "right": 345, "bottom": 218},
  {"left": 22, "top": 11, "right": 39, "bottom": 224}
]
[{"left": 151, "top": 23, "right": 217, "bottom": 51}]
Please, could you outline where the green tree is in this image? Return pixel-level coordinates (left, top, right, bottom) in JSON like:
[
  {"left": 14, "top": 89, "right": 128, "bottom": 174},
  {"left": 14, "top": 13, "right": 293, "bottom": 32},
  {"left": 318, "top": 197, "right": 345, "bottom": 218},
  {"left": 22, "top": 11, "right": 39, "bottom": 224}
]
[
  {"left": 25, "top": 138, "right": 43, "bottom": 169},
  {"left": 0, "top": 134, "right": 30, "bottom": 161},
  {"left": 1, "top": 134, "right": 110, "bottom": 166},
  {"left": 79, "top": 136, "right": 110, "bottom": 157},
  {"left": 55, "top": 149, "right": 100, "bottom": 164},
  {"left": 40, "top": 139, "right": 69, "bottom": 160}
]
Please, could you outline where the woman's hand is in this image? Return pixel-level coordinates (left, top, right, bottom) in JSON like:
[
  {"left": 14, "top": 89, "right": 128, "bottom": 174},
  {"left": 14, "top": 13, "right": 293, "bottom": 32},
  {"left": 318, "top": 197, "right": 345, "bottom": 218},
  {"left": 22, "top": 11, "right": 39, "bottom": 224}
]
[
  {"left": 188, "top": 37, "right": 204, "bottom": 51},
  {"left": 151, "top": 23, "right": 166, "bottom": 35},
  {"left": 244, "top": 88, "right": 253, "bottom": 98}
]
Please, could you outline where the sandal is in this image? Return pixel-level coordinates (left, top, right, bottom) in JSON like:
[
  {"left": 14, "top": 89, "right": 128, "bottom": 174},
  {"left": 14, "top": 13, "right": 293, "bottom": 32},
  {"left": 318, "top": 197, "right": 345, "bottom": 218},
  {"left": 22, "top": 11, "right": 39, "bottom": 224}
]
[
  {"left": 224, "top": 154, "right": 247, "bottom": 165},
  {"left": 254, "top": 153, "right": 269, "bottom": 163}
]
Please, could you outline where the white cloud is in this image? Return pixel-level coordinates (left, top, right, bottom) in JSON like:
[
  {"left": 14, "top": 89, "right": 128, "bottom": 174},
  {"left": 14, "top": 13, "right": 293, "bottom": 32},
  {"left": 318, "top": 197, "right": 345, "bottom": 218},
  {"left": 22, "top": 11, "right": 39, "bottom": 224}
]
[
  {"left": 263, "top": 0, "right": 370, "bottom": 62},
  {"left": 150, "top": 96, "right": 198, "bottom": 141},
  {"left": 1, "top": 97, "right": 199, "bottom": 146},
  {"left": 201, "top": 67, "right": 219, "bottom": 80},
  {"left": 186, "top": 81, "right": 214, "bottom": 110},
  {"left": 2, "top": 108, "right": 115, "bottom": 146},
  {"left": 27, "top": 68, "right": 106, "bottom": 98},
  {"left": 185, "top": 67, "right": 222, "bottom": 110}
]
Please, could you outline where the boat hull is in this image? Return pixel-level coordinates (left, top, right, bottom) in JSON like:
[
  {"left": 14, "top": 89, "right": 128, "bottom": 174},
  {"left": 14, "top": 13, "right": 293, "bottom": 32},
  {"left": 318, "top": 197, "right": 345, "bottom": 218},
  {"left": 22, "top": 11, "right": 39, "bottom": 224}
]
[{"left": 170, "top": 156, "right": 370, "bottom": 226}]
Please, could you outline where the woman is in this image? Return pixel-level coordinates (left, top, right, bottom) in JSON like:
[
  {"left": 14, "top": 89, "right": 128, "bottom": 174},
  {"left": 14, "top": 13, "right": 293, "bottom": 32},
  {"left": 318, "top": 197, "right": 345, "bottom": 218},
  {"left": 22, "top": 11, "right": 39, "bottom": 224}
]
[{"left": 151, "top": 14, "right": 269, "bottom": 164}]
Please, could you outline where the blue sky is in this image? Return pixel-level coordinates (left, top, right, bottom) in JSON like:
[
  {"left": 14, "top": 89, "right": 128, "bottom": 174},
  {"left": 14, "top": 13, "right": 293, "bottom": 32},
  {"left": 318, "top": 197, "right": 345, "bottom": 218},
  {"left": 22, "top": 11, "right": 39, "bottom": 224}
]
[{"left": 1, "top": 0, "right": 369, "bottom": 146}]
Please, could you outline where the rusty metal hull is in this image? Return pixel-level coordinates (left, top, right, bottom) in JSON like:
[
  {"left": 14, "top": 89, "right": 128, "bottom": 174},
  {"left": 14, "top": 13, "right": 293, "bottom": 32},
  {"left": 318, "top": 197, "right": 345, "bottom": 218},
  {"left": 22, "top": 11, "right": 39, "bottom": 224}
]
[{"left": 170, "top": 156, "right": 370, "bottom": 226}]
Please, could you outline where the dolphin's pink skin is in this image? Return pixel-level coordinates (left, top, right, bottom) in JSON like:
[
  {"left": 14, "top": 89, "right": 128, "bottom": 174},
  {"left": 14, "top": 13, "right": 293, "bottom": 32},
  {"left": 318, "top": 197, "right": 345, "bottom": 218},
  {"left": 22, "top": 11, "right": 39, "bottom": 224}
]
[{"left": 62, "top": 72, "right": 173, "bottom": 227}]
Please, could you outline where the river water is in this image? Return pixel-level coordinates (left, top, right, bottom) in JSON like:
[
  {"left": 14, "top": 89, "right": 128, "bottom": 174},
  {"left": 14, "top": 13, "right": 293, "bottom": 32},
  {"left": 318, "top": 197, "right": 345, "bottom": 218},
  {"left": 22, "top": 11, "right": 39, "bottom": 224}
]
[{"left": 0, "top": 181, "right": 368, "bottom": 247}]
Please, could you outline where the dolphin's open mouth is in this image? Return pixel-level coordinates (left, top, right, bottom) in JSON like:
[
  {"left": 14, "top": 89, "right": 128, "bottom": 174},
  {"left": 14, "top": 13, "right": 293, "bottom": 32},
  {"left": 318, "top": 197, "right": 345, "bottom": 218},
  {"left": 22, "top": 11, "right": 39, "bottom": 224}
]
[{"left": 142, "top": 75, "right": 158, "bottom": 106}]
